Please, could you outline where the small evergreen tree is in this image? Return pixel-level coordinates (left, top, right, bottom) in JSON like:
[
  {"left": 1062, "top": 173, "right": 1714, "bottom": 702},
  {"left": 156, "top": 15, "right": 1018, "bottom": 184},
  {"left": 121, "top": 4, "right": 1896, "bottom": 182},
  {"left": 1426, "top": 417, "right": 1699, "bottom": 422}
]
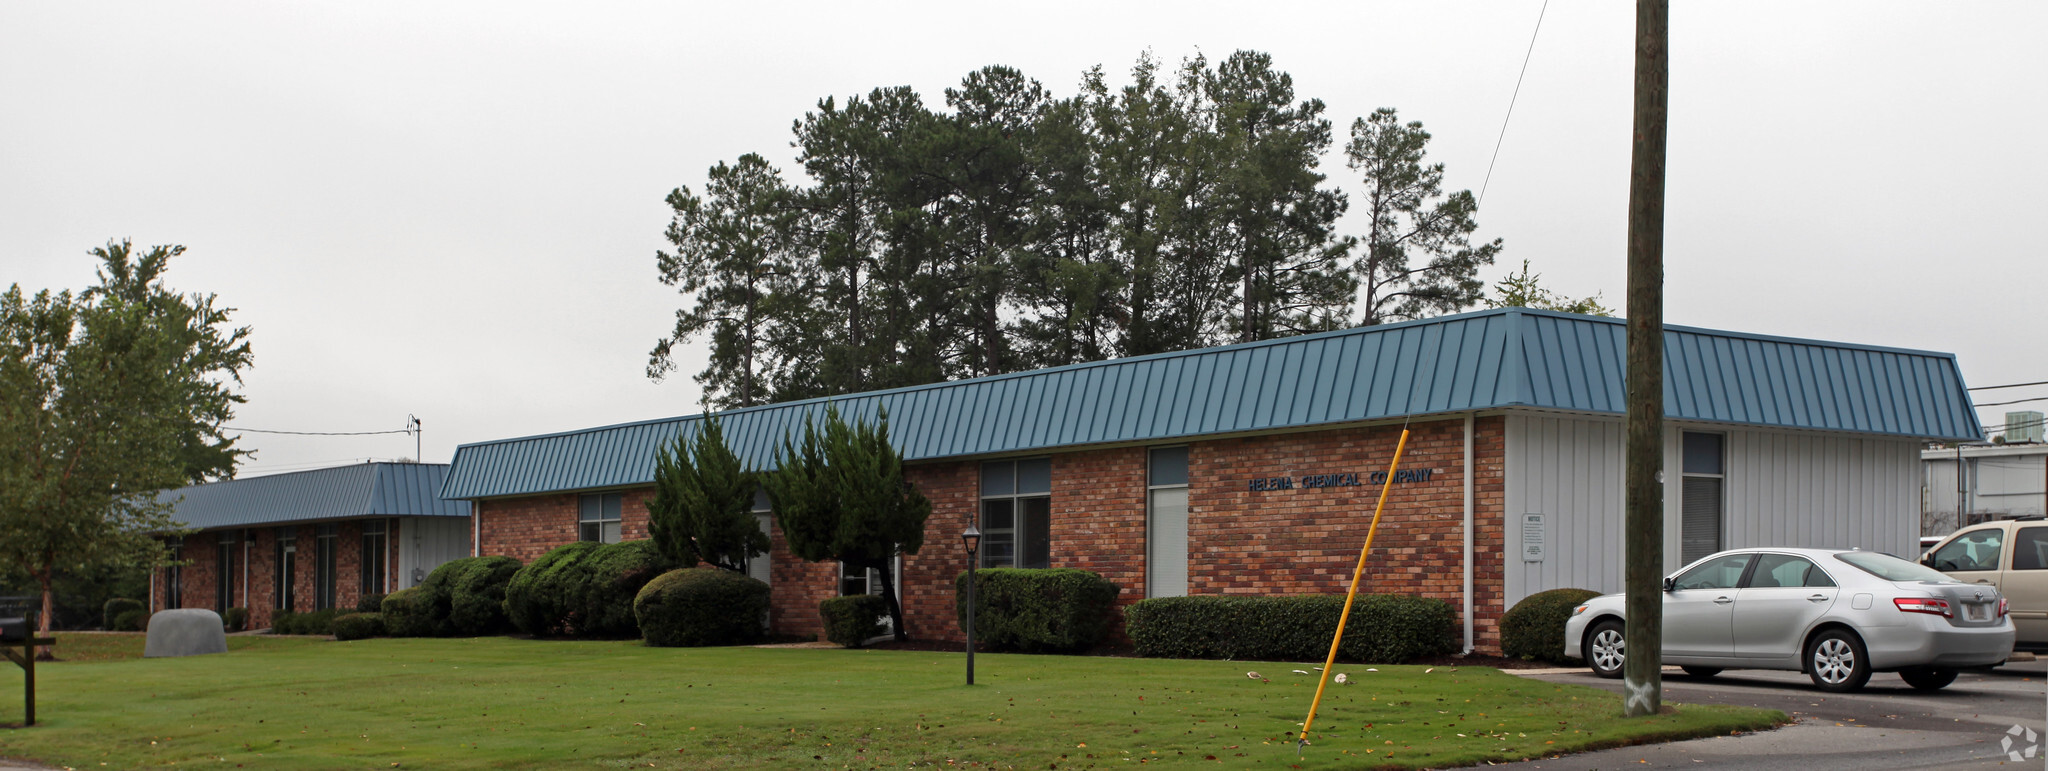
[
  {"left": 649, "top": 412, "right": 768, "bottom": 573},
  {"left": 764, "top": 405, "right": 930, "bottom": 641}
]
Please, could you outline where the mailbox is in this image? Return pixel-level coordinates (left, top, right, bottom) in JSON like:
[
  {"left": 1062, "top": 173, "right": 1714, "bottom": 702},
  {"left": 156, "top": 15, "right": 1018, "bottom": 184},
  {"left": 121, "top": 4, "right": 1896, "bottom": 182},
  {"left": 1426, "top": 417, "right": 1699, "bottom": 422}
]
[{"left": 0, "top": 617, "right": 27, "bottom": 642}]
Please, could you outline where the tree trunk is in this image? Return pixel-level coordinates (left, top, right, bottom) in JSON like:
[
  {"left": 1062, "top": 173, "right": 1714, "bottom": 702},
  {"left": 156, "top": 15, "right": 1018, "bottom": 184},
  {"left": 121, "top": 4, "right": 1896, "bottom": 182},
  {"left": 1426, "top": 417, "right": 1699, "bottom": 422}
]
[
  {"left": 37, "top": 561, "right": 55, "bottom": 634},
  {"left": 1622, "top": 0, "right": 1669, "bottom": 719}
]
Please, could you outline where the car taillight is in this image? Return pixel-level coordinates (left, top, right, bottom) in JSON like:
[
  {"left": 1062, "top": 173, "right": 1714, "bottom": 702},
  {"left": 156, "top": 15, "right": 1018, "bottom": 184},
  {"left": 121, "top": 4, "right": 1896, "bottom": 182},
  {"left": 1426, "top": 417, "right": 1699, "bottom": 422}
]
[
  {"left": 1894, "top": 597, "right": 1953, "bottom": 617},
  {"left": 1999, "top": 597, "right": 2010, "bottom": 618}
]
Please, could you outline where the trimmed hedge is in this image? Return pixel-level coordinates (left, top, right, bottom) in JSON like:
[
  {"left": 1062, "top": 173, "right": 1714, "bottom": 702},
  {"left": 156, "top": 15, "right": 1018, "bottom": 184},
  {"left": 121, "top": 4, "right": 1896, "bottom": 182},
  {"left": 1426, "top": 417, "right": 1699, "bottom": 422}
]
[
  {"left": 270, "top": 608, "right": 340, "bottom": 636},
  {"left": 445, "top": 556, "right": 522, "bottom": 635},
  {"left": 634, "top": 568, "right": 771, "bottom": 647},
  {"left": 505, "top": 540, "right": 679, "bottom": 638},
  {"left": 103, "top": 597, "right": 144, "bottom": 630},
  {"left": 820, "top": 595, "right": 889, "bottom": 648},
  {"left": 224, "top": 606, "right": 249, "bottom": 633},
  {"left": 356, "top": 593, "right": 387, "bottom": 614},
  {"left": 381, "top": 587, "right": 434, "bottom": 637},
  {"left": 1124, "top": 594, "right": 1455, "bottom": 663},
  {"left": 111, "top": 608, "right": 147, "bottom": 632},
  {"left": 1499, "top": 588, "right": 1602, "bottom": 664},
  {"left": 953, "top": 568, "right": 1120, "bottom": 652},
  {"left": 332, "top": 612, "right": 386, "bottom": 641}
]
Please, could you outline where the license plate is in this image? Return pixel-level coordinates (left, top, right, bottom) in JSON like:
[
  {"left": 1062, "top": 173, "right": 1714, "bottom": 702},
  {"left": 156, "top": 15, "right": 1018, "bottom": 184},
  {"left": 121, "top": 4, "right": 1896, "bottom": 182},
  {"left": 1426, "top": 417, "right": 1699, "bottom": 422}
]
[{"left": 1964, "top": 603, "right": 1988, "bottom": 621}]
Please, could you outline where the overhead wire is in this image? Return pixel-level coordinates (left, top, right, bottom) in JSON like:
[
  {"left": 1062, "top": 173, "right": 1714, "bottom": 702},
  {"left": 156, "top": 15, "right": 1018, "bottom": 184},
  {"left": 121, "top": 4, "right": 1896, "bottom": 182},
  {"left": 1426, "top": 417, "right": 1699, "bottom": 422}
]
[{"left": 1477, "top": 0, "right": 1550, "bottom": 208}]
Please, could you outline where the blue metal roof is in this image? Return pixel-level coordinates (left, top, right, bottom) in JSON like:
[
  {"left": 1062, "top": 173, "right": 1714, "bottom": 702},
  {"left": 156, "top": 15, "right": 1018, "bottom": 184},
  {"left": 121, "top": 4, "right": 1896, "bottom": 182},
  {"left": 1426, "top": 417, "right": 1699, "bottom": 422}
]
[
  {"left": 442, "top": 308, "right": 1982, "bottom": 500},
  {"left": 161, "top": 462, "right": 471, "bottom": 531}
]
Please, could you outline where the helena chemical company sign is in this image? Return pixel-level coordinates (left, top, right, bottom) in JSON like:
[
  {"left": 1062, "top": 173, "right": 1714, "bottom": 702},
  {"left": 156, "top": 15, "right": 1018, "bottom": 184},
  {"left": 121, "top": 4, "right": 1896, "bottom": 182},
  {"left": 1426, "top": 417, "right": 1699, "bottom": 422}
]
[{"left": 1246, "top": 468, "right": 1436, "bottom": 492}]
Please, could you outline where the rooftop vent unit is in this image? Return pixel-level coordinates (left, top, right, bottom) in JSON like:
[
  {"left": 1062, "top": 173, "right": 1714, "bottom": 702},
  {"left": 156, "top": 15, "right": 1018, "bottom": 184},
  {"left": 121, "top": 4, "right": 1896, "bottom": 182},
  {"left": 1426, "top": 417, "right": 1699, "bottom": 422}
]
[{"left": 2007, "top": 411, "right": 2046, "bottom": 444}]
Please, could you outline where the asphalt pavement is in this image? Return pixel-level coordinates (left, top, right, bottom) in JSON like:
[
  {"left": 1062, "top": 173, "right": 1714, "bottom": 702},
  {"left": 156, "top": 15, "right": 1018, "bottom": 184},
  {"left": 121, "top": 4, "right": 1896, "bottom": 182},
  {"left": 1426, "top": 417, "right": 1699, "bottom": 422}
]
[{"left": 1493, "top": 659, "right": 2048, "bottom": 770}]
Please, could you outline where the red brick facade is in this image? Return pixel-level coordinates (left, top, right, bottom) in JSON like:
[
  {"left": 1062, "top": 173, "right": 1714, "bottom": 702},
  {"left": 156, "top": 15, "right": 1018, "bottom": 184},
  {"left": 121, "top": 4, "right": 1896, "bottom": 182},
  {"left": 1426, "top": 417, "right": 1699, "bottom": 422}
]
[
  {"left": 153, "top": 518, "right": 404, "bottom": 629},
  {"left": 468, "top": 416, "right": 1512, "bottom": 652}
]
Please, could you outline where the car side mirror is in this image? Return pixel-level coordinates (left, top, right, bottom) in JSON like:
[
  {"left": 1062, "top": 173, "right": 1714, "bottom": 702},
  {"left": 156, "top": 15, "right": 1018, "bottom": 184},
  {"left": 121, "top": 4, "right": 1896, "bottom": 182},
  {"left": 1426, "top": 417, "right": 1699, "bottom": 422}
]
[
  {"left": 1920, "top": 556, "right": 1934, "bottom": 568},
  {"left": 1661, "top": 577, "right": 1675, "bottom": 593}
]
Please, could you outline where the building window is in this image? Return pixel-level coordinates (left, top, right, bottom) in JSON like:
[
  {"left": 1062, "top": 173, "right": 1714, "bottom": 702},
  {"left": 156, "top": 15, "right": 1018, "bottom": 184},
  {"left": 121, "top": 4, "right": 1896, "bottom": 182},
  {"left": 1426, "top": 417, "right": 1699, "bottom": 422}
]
[
  {"left": 839, "top": 561, "right": 870, "bottom": 596},
  {"left": 1680, "top": 432, "right": 1725, "bottom": 565},
  {"left": 361, "top": 519, "right": 388, "bottom": 597},
  {"left": 315, "top": 524, "right": 338, "bottom": 611},
  {"left": 275, "top": 531, "right": 297, "bottom": 612},
  {"left": 216, "top": 531, "right": 238, "bottom": 612},
  {"left": 1147, "top": 446, "right": 1190, "bottom": 598},
  {"left": 164, "top": 537, "right": 184, "bottom": 610},
  {"left": 747, "top": 489, "right": 772, "bottom": 585},
  {"left": 980, "top": 458, "right": 1051, "bottom": 569},
  {"left": 579, "top": 493, "right": 623, "bottom": 544}
]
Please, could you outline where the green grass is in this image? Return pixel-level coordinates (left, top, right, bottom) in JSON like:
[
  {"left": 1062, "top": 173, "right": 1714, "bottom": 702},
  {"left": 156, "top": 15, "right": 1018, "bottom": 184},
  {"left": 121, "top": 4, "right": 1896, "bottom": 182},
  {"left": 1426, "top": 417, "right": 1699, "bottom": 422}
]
[
  {"left": 0, "top": 635, "right": 1784, "bottom": 769},
  {"left": 26, "top": 632, "right": 321, "bottom": 663}
]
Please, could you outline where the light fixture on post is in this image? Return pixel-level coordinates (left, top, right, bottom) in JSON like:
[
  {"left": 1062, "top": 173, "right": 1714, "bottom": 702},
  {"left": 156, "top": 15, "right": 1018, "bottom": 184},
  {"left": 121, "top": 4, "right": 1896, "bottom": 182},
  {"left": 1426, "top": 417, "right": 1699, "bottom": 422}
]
[{"left": 962, "top": 524, "right": 981, "bottom": 686}]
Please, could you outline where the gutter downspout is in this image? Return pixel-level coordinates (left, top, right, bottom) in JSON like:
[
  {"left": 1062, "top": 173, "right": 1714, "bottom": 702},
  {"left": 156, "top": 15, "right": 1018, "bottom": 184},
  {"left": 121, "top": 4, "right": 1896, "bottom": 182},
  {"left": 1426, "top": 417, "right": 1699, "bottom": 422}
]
[
  {"left": 242, "top": 529, "right": 250, "bottom": 612},
  {"left": 472, "top": 505, "right": 480, "bottom": 558},
  {"left": 1463, "top": 413, "right": 1476, "bottom": 655}
]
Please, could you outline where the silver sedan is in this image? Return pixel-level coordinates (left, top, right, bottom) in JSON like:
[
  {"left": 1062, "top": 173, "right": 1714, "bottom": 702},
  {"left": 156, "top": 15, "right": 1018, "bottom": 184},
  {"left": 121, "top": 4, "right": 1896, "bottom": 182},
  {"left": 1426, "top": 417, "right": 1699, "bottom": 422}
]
[{"left": 1561, "top": 547, "right": 2014, "bottom": 692}]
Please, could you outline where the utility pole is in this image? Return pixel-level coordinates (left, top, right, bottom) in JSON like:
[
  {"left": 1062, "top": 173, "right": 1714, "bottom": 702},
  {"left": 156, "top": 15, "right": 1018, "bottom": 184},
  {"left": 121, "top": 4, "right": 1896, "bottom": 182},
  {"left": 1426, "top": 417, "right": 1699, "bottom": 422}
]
[{"left": 1623, "top": 0, "right": 1669, "bottom": 719}]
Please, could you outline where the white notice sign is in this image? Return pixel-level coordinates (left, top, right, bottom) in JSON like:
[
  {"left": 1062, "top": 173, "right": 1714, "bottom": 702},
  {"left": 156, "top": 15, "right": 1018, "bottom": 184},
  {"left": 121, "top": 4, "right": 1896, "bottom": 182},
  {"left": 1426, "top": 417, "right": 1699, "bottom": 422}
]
[{"left": 1522, "top": 513, "right": 1545, "bottom": 562}]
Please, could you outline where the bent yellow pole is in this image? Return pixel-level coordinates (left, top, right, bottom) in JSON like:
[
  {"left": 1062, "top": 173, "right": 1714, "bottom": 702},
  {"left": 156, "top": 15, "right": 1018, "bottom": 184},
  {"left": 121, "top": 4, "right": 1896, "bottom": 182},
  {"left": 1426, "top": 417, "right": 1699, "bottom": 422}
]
[{"left": 1298, "top": 428, "right": 1409, "bottom": 751}]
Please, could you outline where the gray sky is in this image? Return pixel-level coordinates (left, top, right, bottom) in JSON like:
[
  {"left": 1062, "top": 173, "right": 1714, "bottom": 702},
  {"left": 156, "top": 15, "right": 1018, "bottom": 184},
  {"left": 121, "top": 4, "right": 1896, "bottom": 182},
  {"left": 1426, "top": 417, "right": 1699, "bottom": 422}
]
[{"left": 4, "top": 1, "right": 2042, "bottom": 476}]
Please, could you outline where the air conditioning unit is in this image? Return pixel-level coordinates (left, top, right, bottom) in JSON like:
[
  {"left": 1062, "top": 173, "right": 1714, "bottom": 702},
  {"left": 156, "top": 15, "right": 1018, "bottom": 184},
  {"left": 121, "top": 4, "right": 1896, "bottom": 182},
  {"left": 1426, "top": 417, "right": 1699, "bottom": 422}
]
[{"left": 2007, "top": 411, "right": 2046, "bottom": 444}]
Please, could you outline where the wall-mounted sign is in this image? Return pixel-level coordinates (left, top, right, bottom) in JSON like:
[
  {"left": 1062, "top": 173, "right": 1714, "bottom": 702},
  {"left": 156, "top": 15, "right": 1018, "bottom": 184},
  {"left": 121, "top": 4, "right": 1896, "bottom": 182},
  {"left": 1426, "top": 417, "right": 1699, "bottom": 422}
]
[
  {"left": 1246, "top": 468, "right": 1436, "bottom": 492},
  {"left": 1522, "top": 513, "right": 1545, "bottom": 562}
]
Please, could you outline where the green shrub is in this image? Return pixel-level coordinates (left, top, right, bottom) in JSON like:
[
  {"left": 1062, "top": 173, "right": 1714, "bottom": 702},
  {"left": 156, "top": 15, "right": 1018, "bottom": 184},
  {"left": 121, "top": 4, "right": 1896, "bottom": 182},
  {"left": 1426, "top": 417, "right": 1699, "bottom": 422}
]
[
  {"left": 447, "top": 556, "right": 522, "bottom": 635},
  {"left": 270, "top": 608, "right": 340, "bottom": 636},
  {"left": 505, "top": 540, "right": 678, "bottom": 637},
  {"left": 332, "top": 612, "right": 386, "bottom": 641},
  {"left": 819, "top": 595, "right": 889, "bottom": 648},
  {"left": 1124, "top": 594, "right": 1455, "bottom": 663},
  {"left": 223, "top": 606, "right": 248, "bottom": 633},
  {"left": 1499, "top": 588, "right": 1603, "bottom": 664},
  {"left": 381, "top": 588, "right": 433, "bottom": 637},
  {"left": 356, "top": 593, "right": 387, "bottom": 614},
  {"left": 953, "top": 569, "right": 1120, "bottom": 652},
  {"left": 111, "top": 608, "right": 147, "bottom": 632},
  {"left": 102, "top": 597, "right": 144, "bottom": 630},
  {"left": 634, "top": 567, "right": 770, "bottom": 647}
]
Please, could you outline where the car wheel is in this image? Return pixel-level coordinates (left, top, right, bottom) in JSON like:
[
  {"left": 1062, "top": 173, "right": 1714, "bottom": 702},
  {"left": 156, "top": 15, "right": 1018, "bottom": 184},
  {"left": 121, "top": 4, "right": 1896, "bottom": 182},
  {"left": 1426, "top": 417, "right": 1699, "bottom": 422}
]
[
  {"left": 1586, "top": 620, "right": 1625, "bottom": 679},
  {"left": 1680, "top": 666, "right": 1722, "bottom": 678},
  {"left": 1806, "top": 629, "right": 1872, "bottom": 692},
  {"left": 1898, "top": 667, "right": 1958, "bottom": 691}
]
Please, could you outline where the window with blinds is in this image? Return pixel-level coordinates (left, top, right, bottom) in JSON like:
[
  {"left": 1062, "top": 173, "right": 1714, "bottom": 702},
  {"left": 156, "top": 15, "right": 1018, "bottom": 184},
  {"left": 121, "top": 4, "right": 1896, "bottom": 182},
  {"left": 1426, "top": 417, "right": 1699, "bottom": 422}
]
[
  {"left": 1680, "top": 432, "right": 1725, "bottom": 565},
  {"left": 1147, "top": 446, "right": 1190, "bottom": 598}
]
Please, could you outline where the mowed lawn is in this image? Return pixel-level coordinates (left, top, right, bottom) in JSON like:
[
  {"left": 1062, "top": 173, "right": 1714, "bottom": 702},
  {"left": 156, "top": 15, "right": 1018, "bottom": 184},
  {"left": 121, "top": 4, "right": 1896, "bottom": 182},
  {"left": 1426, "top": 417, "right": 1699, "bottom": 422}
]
[{"left": 0, "top": 634, "right": 1783, "bottom": 769}]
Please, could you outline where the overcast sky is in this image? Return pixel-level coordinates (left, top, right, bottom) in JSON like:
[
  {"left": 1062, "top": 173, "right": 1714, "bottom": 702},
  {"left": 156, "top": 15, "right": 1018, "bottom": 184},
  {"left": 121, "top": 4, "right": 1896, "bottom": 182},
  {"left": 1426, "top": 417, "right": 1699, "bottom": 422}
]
[{"left": 3, "top": 1, "right": 2042, "bottom": 476}]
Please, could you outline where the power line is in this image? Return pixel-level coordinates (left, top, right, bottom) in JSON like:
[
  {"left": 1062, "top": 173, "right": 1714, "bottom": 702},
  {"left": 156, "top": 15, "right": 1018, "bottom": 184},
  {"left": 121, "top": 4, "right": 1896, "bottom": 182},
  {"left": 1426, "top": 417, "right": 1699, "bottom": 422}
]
[
  {"left": 221, "top": 425, "right": 413, "bottom": 436},
  {"left": 1477, "top": 0, "right": 1550, "bottom": 208},
  {"left": 1969, "top": 380, "right": 2048, "bottom": 391},
  {"left": 1976, "top": 396, "right": 2048, "bottom": 409}
]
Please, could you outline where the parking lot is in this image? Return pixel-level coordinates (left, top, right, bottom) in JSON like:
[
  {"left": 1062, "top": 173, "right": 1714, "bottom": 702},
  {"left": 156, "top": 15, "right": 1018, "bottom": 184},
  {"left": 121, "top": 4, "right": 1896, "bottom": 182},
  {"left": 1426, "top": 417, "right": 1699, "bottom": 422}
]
[{"left": 1492, "top": 659, "right": 2048, "bottom": 770}]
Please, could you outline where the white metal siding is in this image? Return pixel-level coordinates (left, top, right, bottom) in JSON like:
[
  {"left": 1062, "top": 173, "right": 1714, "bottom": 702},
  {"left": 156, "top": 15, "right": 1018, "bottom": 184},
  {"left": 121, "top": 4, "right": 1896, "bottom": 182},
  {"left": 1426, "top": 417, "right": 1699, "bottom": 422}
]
[
  {"left": 1504, "top": 414, "right": 1626, "bottom": 606},
  {"left": 397, "top": 516, "right": 473, "bottom": 588},
  {"left": 1505, "top": 412, "right": 1920, "bottom": 607}
]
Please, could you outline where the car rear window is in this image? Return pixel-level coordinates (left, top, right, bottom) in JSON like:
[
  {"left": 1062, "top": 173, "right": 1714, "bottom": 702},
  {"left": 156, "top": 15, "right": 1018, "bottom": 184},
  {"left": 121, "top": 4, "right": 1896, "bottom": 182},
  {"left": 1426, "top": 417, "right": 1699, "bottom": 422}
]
[{"left": 1835, "top": 551, "right": 1960, "bottom": 583}]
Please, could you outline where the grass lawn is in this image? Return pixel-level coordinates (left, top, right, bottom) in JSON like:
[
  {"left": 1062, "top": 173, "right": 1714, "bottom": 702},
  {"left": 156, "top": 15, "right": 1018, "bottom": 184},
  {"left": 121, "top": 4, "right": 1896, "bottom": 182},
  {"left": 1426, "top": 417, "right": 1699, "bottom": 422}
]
[{"left": 0, "top": 634, "right": 1784, "bottom": 769}]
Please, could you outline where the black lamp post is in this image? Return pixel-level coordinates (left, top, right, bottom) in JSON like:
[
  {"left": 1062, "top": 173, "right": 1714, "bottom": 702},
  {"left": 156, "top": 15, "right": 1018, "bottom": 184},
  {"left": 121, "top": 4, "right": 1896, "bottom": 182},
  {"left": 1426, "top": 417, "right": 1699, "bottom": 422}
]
[{"left": 962, "top": 524, "right": 980, "bottom": 686}]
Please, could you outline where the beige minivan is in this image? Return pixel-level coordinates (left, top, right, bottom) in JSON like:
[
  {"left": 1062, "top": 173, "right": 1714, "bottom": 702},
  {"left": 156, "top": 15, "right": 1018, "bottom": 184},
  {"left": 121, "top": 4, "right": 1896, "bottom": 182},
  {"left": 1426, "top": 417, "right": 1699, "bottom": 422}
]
[{"left": 1923, "top": 517, "right": 2048, "bottom": 651}]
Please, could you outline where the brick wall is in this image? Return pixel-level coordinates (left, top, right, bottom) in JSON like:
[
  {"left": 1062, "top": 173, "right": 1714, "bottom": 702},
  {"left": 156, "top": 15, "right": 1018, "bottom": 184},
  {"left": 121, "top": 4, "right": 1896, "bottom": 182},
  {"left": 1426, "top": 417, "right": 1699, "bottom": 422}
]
[
  {"left": 155, "top": 518, "right": 398, "bottom": 630},
  {"left": 466, "top": 416, "right": 1510, "bottom": 652}
]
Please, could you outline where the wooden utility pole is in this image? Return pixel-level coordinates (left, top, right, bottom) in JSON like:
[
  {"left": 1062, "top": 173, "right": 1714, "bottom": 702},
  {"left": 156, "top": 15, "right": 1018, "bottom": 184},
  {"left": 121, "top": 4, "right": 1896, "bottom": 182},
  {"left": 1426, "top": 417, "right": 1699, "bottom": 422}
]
[{"left": 1623, "top": 0, "right": 1669, "bottom": 719}]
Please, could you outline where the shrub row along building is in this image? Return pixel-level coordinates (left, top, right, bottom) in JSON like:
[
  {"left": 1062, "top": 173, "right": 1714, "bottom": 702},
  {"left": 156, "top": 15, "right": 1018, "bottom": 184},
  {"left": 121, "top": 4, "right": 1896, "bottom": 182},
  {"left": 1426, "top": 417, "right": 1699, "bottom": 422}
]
[{"left": 150, "top": 309, "right": 1982, "bottom": 653}]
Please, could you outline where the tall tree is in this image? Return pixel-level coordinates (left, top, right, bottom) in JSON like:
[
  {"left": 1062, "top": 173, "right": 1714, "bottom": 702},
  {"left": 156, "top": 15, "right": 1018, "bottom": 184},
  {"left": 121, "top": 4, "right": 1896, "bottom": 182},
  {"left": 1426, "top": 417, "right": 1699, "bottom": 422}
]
[
  {"left": 0, "top": 240, "right": 252, "bottom": 632},
  {"left": 1205, "top": 50, "right": 1351, "bottom": 342},
  {"left": 650, "top": 153, "right": 809, "bottom": 409},
  {"left": 1486, "top": 259, "right": 1614, "bottom": 316},
  {"left": 763, "top": 405, "right": 930, "bottom": 641},
  {"left": 1011, "top": 93, "right": 1120, "bottom": 369},
  {"left": 1345, "top": 107, "right": 1503, "bottom": 326},
  {"left": 648, "top": 412, "right": 769, "bottom": 573}
]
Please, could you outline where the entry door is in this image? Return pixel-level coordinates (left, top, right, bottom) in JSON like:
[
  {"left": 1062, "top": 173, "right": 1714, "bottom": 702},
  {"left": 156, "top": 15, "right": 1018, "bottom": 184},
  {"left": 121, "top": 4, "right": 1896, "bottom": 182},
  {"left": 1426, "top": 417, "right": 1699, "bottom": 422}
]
[
  {"left": 277, "top": 541, "right": 298, "bottom": 613},
  {"left": 1661, "top": 553, "right": 1751, "bottom": 660}
]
